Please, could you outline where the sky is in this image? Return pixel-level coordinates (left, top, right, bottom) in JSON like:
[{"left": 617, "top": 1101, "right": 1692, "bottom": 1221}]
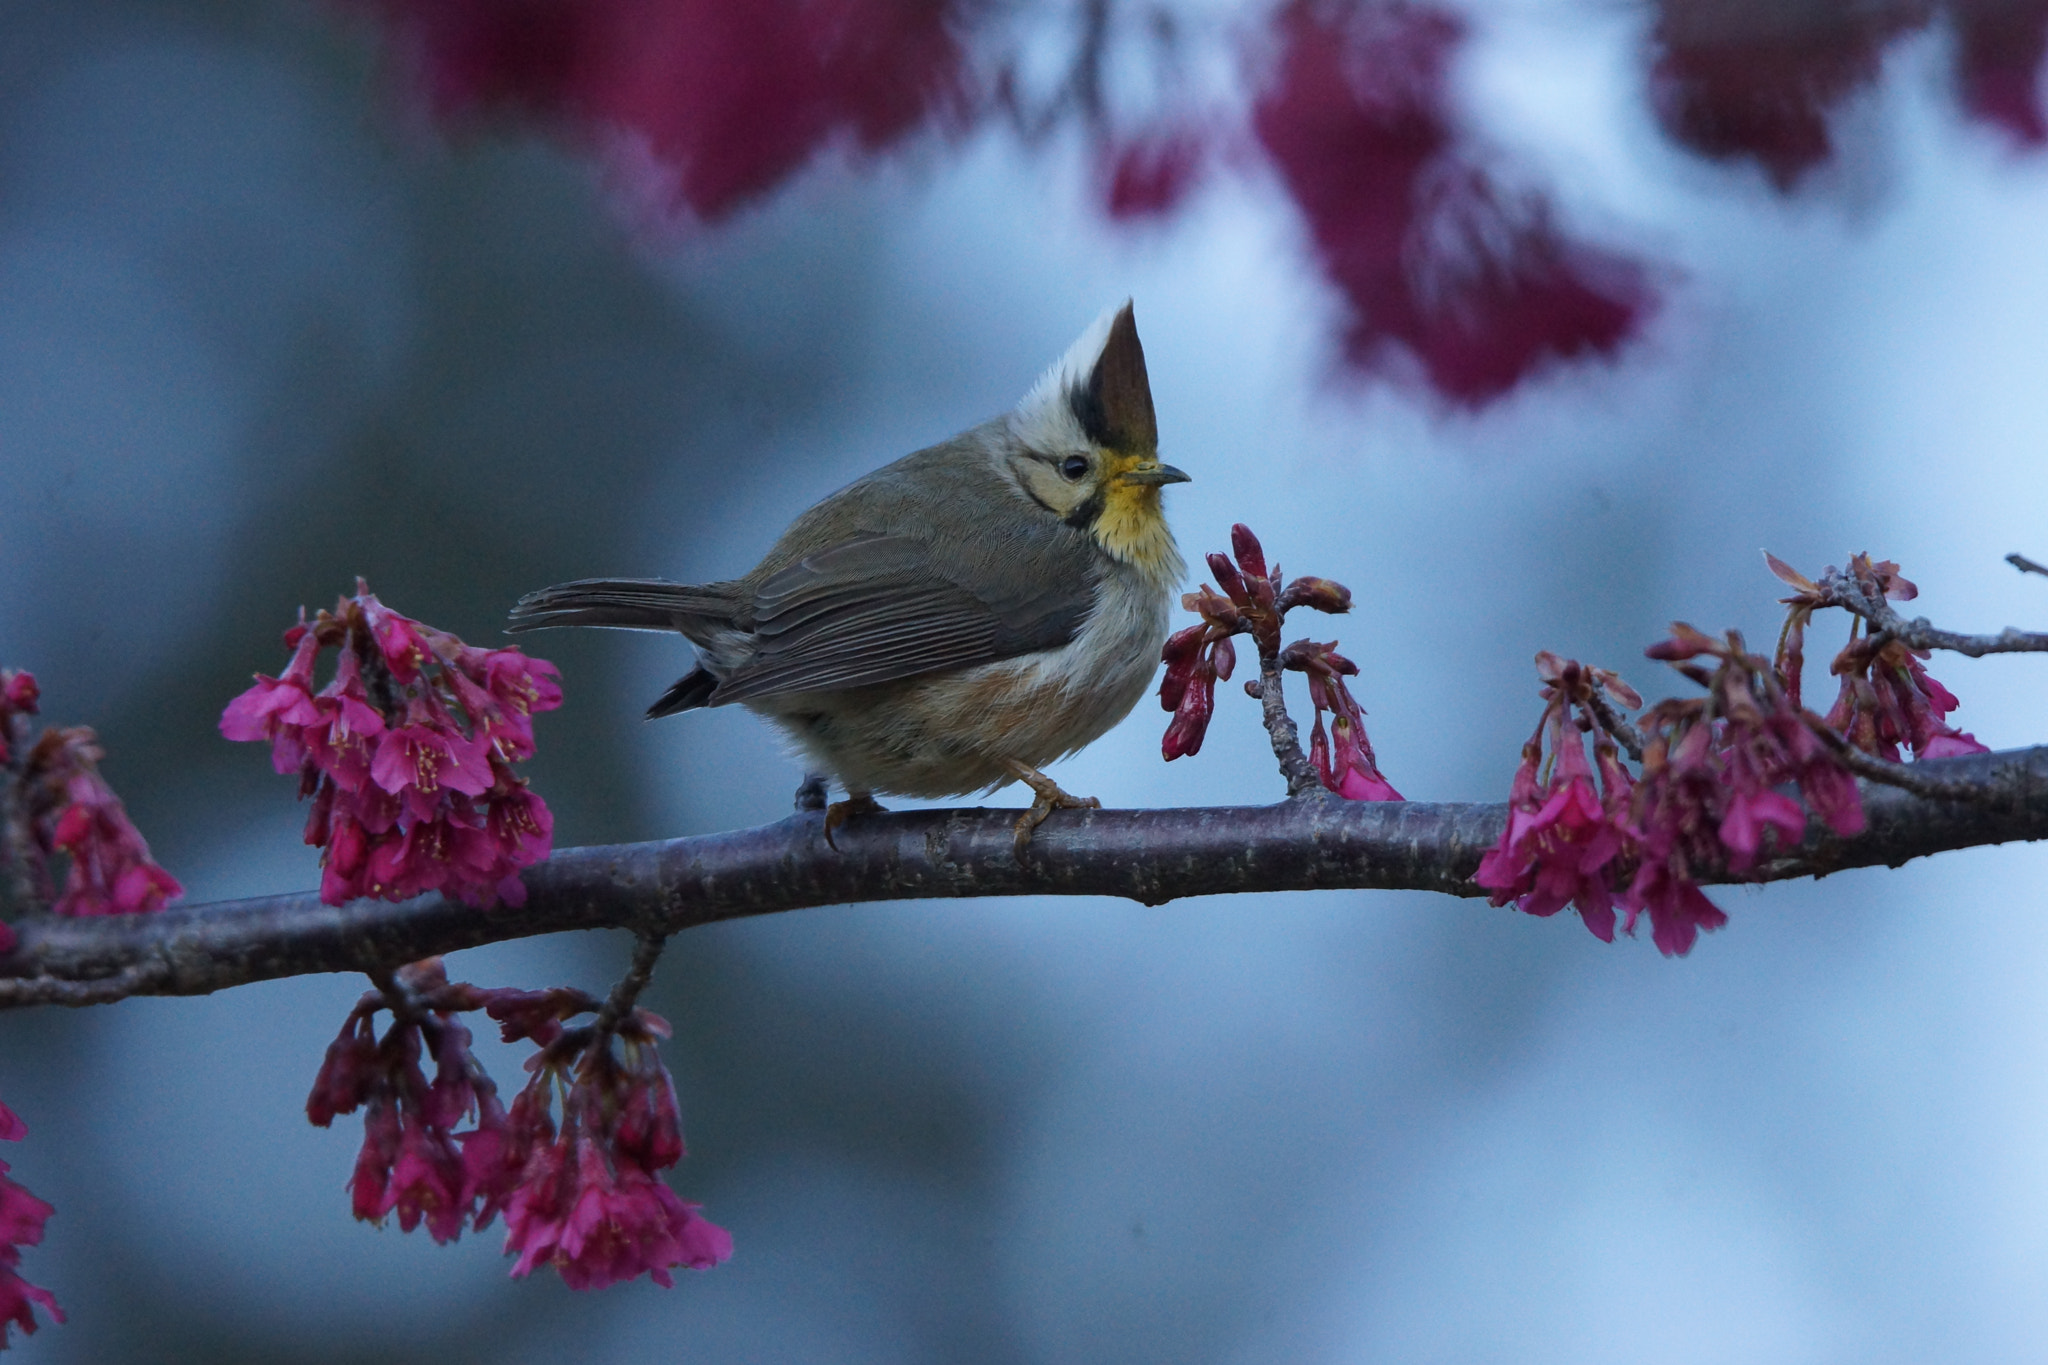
[{"left": 3, "top": 1, "right": 2048, "bottom": 1361}]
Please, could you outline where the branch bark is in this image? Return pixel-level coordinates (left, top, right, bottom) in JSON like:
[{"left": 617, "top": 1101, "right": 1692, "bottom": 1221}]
[{"left": 4, "top": 745, "right": 2048, "bottom": 1010}]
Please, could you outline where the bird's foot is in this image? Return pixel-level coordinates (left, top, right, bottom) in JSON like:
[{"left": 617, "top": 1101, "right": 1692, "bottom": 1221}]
[
  {"left": 823, "top": 792, "right": 887, "bottom": 851},
  {"left": 1002, "top": 759, "right": 1100, "bottom": 856},
  {"left": 794, "top": 773, "right": 830, "bottom": 812}
]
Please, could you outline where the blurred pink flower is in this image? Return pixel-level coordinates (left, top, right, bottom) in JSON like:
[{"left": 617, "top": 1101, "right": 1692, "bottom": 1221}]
[
  {"left": 352, "top": 0, "right": 970, "bottom": 221},
  {"left": 1649, "top": 1, "right": 2048, "bottom": 184},
  {"left": 1100, "top": 125, "right": 1209, "bottom": 219},
  {"left": 1954, "top": 0, "right": 2048, "bottom": 144},
  {"left": 1251, "top": 0, "right": 1652, "bottom": 404}
]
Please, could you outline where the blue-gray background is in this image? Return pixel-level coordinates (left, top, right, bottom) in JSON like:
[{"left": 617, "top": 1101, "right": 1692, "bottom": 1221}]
[{"left": 4, "top": 2, "right": 2048, "bottom": 1361}]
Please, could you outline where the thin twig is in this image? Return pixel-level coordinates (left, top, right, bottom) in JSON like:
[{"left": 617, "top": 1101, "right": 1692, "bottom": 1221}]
[
  {"left": 1799, "top": 714, "right": 2003, "bottom": 804},
  {"left": 1584, "top": 685, "right": 1647, "bottom": 763},
  {"left": 0, "top": 708, "right": 42, "bottom": 920},
  {"left": 592, "top": 932, "right": 668, "bottom": 1038},
  {"left": 1254, "top": 648, "right": 1323, "bottom": 799},
  {"left": 2007, "top": 553, "right": 2048, "bottom": 579},
  {"left": 1821, "top": 569, "right": 2048, "bottom": 657}
]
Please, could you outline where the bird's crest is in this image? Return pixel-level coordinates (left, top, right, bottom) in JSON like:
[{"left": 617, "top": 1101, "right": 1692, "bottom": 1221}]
[{"left": 1013, "top": 300, "right": 1159, "bottom": 456}]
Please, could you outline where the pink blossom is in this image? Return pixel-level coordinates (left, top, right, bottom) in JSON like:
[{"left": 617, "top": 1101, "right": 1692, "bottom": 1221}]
[
  {"left": 386, "top": 1119, "right": 469, "bottom": 1244},
  {"left": 373, "top": 705, "right": 495, "bottom": 818},
  {"left": 1648, "top": 2, "right": 2048, "bottom": 185},
  {"left": 311, "top": 971, "right": 728, "bottom": 1287},
  {"left": 219, "top": 629, "right": 325, "bottom": 770},
  {"left": 222, "top": 584, "right": 561, "bottom": 909},
  {"left": 486, "top": 783, "right": 553, "bottom": 865},
  {"left": 0, "top": 1171, "right": 50, "bottom": 1256},
  {"left": 0, "top": 1107, "right": 60, "bottom": 1345},
  {"left": 1250, "top": 0, "right": 1651, "bottom": 404},
  {"left": 1954, "top": 1, "right": 2048, "bottom": 145},
  {"left": 1622, "top": 855, "right": 1729, "bottom": 958},
  {"left": 1101, "top": 126, "right": 1208, "bottom": 220},
  {"left": 1919, "top": 730, "right": 1989, "bottom": 759},
  {"left": 352, "top": 0, "right": 969, "bottom": 223},
  {"left": 1647, "top": 1, "right": 1924, "bottom": 190},
  {"left": 507, "top": 1140, "right": 731, "bottom": 1290},
  {"left": 1475, "top": 722, "right": 1626, "bottom": 942},
  {"left": 1296, "top": 645, "right": 1402, "bottom": 802},
  {"left": 309, "top": 974, "right": 506, "bottom": 1247},
  {"left": 46, "top": 754, "right": 182, "bottom": 916}
]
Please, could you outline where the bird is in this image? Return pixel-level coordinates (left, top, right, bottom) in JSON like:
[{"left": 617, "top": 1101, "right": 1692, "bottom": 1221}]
[{"left": 507, "top": 301, "right": 1189, "bottom": 850}]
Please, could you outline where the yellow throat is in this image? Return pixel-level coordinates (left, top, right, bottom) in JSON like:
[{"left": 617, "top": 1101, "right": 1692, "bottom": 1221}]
[{"left": 1093, "top": 452, "right": 1183, "bottom": 584}]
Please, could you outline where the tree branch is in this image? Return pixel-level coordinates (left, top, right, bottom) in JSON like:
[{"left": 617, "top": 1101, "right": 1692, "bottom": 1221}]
[
  {"left": 1821, "top": 568, "right": 2048, "bottom": 657},
  {"left": 4, "top": 745, "right": 2048, "bottom": 1009}
]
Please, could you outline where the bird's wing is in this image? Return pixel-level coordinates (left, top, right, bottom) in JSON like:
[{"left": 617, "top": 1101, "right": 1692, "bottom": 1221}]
[{"left": 708, "top": 532, "right": 1096, "bottom": 704}]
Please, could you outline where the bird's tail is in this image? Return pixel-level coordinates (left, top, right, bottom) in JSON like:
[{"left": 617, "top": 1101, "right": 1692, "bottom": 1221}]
[
  {"left": 506, "top": 578, "right": 737, "bottom": 634},
  {"left": 646, "top": 668, "right": 720, "bottom": 719}
]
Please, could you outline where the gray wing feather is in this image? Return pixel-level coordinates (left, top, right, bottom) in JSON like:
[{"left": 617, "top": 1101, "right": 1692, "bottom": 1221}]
[{"left": 710, "top": 520, "right": 1099, "bottom": 704}]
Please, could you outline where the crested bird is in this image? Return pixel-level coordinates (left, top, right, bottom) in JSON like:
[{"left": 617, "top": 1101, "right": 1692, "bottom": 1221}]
[{"left": 508, "top": 301, "right": 1189, "bottom": 849}]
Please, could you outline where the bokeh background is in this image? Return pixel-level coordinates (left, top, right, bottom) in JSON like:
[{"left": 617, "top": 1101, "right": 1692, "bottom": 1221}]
[{"left": 4, "top": 0, "right": 2048, "bottom": 1360}]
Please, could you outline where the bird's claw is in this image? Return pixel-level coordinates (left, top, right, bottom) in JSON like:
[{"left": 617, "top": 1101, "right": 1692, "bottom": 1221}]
[
  {"left": 822, "top": 793, "right": 887, "bottom": 851},
  {"left": 1003, "top": 760, "right": 1099, "bottom": 856}
]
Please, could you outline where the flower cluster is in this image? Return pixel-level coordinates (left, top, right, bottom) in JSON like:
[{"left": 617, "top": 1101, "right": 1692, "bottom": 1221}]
[
  {"left": 221, "top": 584, "right": 561, "bottom": 909},
  {"left": 1474, "top": 654, "right": 1638, "bottom": 943},
  {"left": 308, "top": 960, "right": 729, "bottom": 1289},
  {"left": 1649, "top": 0, "right": 2048, "bottom": 192},
  {"left": 1626, "top": 626, "right": 1866, "bottom": 954},
  {"left": 474, "top": 986, "right": 731, "bottom": 1288},
  {"left": 0, "top": 668, "right": 182, "bottom": 927},
  {"left": 353, "top": 0, "right": 968, "bottom": 223},
  {"left": 1285, "top": 640, "right": 1404, "bottom": 801},
  {"left": 1251, "top": 0, "right": 1651, "bottom": 404},
  {"left": 1486, "top": 550, "right": 1991, "bottom": 956},
  {"left": 1161, "top": 525, "right": 1399, "bottom": 799},
  {"left": 307, "top": 961, "right": 503, "bottom": 1244},
  {"left": 0, "top": 1100, "right": 60, "bottom": 1347},
  {"left": 1770, "top": 553, "right": 1989, "bottom": 762}
]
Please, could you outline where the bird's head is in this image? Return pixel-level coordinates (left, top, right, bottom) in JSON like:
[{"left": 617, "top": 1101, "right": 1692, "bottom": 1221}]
[{"left": 1007, "top": 301, "right": 1189, "bottom": 585}]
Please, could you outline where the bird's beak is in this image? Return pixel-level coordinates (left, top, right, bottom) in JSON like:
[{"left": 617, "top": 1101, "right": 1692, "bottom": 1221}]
[{"left": 1118, "top": 462, "right": 1191, "bottom": 487}]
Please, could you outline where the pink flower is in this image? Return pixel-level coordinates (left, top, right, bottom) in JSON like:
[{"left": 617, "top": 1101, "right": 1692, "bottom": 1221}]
[
  {"left": 361, "top": 594, "right": 431, "bottom": 683},
  {"left": 309, "top": 973, "right": 507, "bottom": 1248},
  {"left": 1475, "top": 721, "right": 1626, "bottom": 942},
  {"left": 46, "top": 752, "right": 182, "bottom": 916},
  {"left": 222, "top": 584, "right": 560, "bottom": 909},
  {"left": 507, "top": 1140, "right": 732, "bottom": 1290},
  {"left": 373, "top": 705, "right": 495, "bottom": 816},
  {"left": 386, "top": 1120, "right": 469, "bottom": 1244},
  {"left": 1250, "top": 0, "right": 1651, "bottom": 405},
  {"left": 1294, "top": 644, "right": 1402, "bottom": 801},
  {"left": 0, "top": 1107, "right": 61, "bottom": 1345},
  {"left": 1647, "top": 1, "right": 1924, "bottom": 190},
  {"left": 486, "top": 783, "right": 553, "bottom": 866},
  {"left": 1622, "top": 855, "right": 1729, "bottom": 958},
  {"left": 310, "top": 970, "right": 727, "bottom": 1288},
  {"left": 1100, "top": 125, "right": 1208, "bottom": 220},
  {"left": 219, "top": 629, "right": 325, "bottom": 770},
  {"left": 351, "top": 0, "right": 969, "bottom": 223},
  {"left": 1919, "top": 730, "right": 1989, "bottom": 759},
  {"left": 1159, "top": 629, "right": 1227, "bottom": 761},
  {"left": 1715, "top": 731, "right": 1808, "bottom": 873},
  {"left": 1954, "top": 1, "right": 2048, "bottom": 145}
]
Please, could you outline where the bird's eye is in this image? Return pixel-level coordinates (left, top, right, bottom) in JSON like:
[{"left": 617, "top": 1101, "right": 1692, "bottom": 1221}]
[{"left": 1060, "top": 455, "right": 1090, "bottom": 481}]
